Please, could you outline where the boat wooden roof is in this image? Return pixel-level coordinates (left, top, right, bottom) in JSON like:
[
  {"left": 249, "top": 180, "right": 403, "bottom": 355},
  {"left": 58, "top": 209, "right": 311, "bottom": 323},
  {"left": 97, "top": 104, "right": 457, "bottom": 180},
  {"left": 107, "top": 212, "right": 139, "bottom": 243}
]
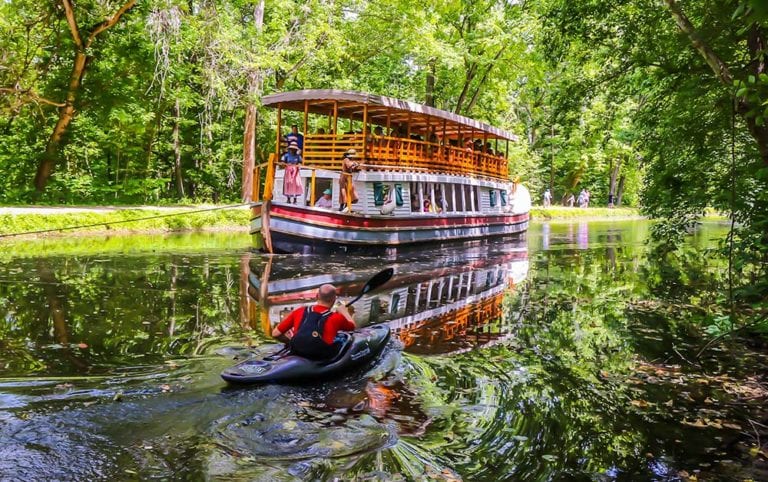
[{"left": 261, "top": 89, "right": 518, "bottom": 141}]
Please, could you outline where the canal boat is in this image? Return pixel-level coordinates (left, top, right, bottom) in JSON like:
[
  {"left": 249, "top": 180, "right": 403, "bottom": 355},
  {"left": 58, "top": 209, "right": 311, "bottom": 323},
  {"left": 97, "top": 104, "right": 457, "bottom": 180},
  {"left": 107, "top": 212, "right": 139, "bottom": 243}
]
[{"left": 248, "top": 90, "right": 531, "bottom": 252}]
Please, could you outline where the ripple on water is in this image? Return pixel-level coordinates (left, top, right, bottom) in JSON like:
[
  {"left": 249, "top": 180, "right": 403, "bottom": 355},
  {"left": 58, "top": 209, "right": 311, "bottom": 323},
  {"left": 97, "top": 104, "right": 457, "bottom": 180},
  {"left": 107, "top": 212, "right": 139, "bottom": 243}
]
[{"left": 211, "top": 410, "right": 396, "bottom": 462}]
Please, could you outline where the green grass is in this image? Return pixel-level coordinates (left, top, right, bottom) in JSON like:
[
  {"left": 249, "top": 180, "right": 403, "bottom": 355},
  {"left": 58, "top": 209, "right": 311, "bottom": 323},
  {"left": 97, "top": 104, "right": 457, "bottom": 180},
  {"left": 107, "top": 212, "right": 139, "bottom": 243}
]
[
  {"left": 0, "top": 206, "right": 250, "bottom": 238},
  {"left": 531, "top": 206, "right": 642, "bottom": 220},
  {"left": 0, "top": 231, "right": 253, "bottom": 259}
]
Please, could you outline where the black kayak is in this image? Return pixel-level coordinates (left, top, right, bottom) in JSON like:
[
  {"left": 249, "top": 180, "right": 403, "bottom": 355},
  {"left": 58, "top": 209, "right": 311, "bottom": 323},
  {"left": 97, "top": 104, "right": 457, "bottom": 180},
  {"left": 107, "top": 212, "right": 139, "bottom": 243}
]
[{"left": 221, "top": 324, "right": 391, "bottom": 384}]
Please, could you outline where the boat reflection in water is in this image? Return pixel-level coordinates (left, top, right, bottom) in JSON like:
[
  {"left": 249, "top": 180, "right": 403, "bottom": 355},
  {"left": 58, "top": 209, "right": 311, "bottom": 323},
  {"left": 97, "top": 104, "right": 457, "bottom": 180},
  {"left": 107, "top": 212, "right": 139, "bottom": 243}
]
[{"left": 243, "top": 239, "right": 529, "bottom": 355}]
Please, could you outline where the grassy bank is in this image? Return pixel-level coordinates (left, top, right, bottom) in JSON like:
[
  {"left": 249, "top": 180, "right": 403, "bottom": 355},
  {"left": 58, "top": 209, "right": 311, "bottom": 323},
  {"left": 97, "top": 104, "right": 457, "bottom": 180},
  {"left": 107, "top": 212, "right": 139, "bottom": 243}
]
[
  {"left": 0, "top": 231, "right": 253, "bottom": 259},
  {"left": 531, "top": 206, "right": 642, "bottom": 220},
  {"left": 0, "top": 206, "right": 250, "bottom": 238}
]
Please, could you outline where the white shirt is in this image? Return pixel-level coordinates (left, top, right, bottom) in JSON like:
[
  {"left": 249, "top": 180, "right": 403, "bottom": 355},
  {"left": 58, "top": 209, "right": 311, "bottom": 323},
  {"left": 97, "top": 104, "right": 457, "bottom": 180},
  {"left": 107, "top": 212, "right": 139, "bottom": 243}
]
[{"left": 315, "top": 196, "right": 333, "bottom": 208}]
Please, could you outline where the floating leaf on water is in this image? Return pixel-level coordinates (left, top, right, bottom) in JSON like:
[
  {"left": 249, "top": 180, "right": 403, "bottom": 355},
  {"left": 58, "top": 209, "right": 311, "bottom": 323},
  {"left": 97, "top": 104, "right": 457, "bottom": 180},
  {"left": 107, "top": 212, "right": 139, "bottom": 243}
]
[
  {"left": 282, "top": 420, "right": 297, "bottom": 430},
  {"left": 630, "top": 399, "right": 650, "bottom": 408},
  {"left": 682, "top": 419, "right": 707, "bottom": 428},
  {"left": 541, "top": 454, "right": 557, "bottom": 462},
  {"left": 77, "top": 343, "right": 88, "bottom": 349},
  {"left": 721, "top": 423, "right": 741, "bottom": 430},
  {"left": 664, "top": 399, "right": 674, "bottom": 407}
]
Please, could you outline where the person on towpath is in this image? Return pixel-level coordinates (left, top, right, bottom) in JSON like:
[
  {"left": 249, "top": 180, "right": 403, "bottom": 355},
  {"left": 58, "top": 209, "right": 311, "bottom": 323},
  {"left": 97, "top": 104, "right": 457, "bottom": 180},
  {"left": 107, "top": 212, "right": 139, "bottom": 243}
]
[{"left": 271, "top": 284, "right": 356, "bottom": 360}]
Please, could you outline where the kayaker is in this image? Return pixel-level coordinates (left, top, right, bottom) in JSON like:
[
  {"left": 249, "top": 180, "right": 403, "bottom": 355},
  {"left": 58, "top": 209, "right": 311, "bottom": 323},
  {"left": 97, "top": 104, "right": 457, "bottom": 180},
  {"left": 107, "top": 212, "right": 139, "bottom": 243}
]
[{"left": 271, "top": 284, "right": 357, "bottom": 360}]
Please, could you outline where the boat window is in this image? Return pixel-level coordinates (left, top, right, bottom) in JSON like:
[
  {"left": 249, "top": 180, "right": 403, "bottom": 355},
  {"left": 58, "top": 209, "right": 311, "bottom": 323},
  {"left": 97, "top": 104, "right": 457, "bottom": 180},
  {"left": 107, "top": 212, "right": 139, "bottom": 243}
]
[
  {"left": 463, "top": 185, "right": 473, "bottom": 212},
  {"left": 309, "top": 179, "right": 333, "bottom": 207},
  {"left": 373, "top": 182, "right": 386, "bottom": 206},
  {"left": 473, "top": 186, "right": 480, "bottom": 211},
  {"left": 422, "top": 182, "right": 433, "bottom": 213},
  {"left": 390, "top": 293, "right": 401, "bottom": 315},
  {"left": 489, "top": 189, "right": 497, "bottom": 207},
  {"left": 394, "top": 184, "right": 404, "bottom": 206},
  {"left": 369, "top": 298, "right": 382, "bottom": 322},
  {"left": 444, "top": 184, "right": 455, "bottom": 212},
  {"left": 500, "top": 189, "right": 508, "bottom": 206}
]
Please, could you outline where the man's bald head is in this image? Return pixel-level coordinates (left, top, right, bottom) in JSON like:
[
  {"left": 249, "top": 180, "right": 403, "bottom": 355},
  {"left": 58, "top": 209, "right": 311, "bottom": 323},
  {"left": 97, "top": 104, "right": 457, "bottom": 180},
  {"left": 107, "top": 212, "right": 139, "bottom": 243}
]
[{"left": 317, "top": 284, "right": 337, "bottom": 306}]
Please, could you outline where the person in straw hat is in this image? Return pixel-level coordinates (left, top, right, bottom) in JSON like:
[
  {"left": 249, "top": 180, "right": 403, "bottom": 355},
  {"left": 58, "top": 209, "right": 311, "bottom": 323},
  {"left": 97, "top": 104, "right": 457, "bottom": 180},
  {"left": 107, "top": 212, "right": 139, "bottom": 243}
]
[
  {"left": 339, "top": 148, "right": 362, "bottom": 211},
  {"left": 280, "top": 141, "right": 303, "bottom": 204}
]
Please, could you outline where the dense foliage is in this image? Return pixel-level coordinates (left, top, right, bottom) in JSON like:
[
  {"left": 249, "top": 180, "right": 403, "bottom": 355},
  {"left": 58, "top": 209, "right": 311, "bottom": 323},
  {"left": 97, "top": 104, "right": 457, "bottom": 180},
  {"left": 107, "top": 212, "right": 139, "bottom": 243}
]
[{"left": 1, "top": 0, "right": 637, "bottom": 205}]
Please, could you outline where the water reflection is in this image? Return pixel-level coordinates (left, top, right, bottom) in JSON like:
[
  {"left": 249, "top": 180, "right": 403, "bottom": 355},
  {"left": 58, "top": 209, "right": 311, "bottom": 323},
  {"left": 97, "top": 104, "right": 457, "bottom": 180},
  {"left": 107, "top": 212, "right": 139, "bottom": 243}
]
[
  {"left": 242, "top": 240, "right": 529, "bottom": 355},
  {"left": 1, "top": 223, "right": 766, "bottom": 481}
]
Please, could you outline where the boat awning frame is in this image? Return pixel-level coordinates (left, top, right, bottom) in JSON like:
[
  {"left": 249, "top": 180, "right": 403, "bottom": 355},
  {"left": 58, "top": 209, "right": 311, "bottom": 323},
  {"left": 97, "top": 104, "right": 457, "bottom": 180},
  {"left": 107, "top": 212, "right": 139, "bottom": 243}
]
[{"left": 261, "top": 89, "right": 518, "bottom": 141}]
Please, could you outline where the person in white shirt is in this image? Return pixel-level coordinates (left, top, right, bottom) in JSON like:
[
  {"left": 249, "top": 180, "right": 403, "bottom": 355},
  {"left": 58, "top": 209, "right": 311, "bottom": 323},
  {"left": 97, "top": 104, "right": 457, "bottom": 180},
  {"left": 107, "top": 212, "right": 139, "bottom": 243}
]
[{"left": 315, "top": 188, "right": 333, "bottom": 208}]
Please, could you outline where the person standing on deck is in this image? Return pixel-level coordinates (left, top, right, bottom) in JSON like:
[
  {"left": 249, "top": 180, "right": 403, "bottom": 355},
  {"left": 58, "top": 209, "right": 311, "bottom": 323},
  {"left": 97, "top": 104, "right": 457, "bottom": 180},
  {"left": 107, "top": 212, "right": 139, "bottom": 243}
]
[
  {"left": 339, "top": 149, "right": 361, "bottom": 211},
  {"left": 281, "top": 142, "right": 303, "bottom": 204},
  {"left": 284, "top": 124, "right": 304, "bottom": 151},
  {"left": 272, "top": 284, "right": 356, "bottom": 360}
]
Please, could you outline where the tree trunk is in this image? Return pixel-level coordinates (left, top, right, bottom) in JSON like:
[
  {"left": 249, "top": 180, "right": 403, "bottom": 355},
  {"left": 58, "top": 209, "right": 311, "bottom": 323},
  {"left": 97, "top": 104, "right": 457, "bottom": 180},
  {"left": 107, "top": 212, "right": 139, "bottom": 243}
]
[
  {"left": 34, "top": 51, "right": 88, "bottom": 192},
  {"left": 425, "top": 58, "right": 436, "bottom": 107},
  {"left": 173, "top": 98, "right": 185, "bottom": 198},
  {"left": 241, "top": 0, "right": 264, "bottom": 203},
  {"left": 242, "top": 100, "right": 257, "bottom": 202},
  {"left": 608, "top": 157, "right": 620, "bottom": 205},
  {"left": 454, "top": 63, "right": 477, "bottom": 114},
  {"left": 34, "top": 0, "right": 137, "bottom": 193},
  {"left": 465, "top": 47, "right": 506, "bottom": 114},
  {"left": 616, "top": 175, "right": 626, "bottom": 206}
]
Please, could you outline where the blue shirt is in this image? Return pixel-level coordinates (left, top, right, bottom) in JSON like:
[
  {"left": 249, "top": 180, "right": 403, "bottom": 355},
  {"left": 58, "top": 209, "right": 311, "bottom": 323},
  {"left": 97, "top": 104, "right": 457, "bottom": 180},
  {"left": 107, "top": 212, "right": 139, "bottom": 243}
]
[
  {"left": 281, "top": 151, "right": 302, "bottom": 165},
  {"left": 285, "top": 133, "right": 304, "bottom": 150}
]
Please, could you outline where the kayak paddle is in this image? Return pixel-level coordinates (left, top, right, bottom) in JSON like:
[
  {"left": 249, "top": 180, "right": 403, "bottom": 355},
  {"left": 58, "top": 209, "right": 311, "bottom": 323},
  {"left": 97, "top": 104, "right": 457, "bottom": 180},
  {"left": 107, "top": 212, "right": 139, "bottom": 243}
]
[{"left": 345, "top": 267, "right": 394, "bottom": 307}]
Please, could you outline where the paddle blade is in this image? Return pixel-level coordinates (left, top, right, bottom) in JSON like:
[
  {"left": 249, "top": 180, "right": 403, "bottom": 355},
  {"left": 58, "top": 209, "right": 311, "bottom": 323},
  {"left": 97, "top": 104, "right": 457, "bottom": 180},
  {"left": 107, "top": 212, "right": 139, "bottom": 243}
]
[
  {"left": 361, "top": 267, "right": 394, "bottom": 294},
  {"left": 346, "top": 267, "right": 394, "bottom": 307}
]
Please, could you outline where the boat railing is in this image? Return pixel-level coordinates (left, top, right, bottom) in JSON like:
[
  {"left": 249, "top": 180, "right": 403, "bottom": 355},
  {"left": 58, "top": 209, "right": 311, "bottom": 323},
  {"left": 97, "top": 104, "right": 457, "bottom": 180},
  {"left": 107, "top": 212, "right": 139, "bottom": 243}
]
[
  {"left": 299, "top": 133, "right": 509, "bottom": 180},
  {"left": 253, "top": 140, "right": 511, "bottom": 204},
  {"left": 253, "top": 153, "right": 340, "bottom": 206}
]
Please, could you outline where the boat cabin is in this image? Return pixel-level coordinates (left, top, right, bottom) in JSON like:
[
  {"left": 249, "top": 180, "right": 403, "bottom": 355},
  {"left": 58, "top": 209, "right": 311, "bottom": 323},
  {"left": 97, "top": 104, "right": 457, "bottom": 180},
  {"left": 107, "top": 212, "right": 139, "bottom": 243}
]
[{"left": 259, "top": 90, "right": 516, "bottom": 207}]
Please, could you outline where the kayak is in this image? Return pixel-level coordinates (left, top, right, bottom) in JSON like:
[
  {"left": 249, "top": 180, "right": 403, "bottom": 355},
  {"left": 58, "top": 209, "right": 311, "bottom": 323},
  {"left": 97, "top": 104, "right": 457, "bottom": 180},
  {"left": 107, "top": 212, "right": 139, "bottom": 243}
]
[{"left": 221, "top": 324, "right": 391, "bottom": 384}]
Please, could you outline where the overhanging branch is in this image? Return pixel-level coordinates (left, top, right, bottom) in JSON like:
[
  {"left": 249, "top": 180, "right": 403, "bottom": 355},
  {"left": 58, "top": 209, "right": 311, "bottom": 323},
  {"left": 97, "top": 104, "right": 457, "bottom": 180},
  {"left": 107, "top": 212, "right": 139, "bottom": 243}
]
[
  {"left": 662, "top": 0, "right": 733, "bottom": 85},
  {"left": 0, "top": 87, "right": 65, "bottom": 107}
]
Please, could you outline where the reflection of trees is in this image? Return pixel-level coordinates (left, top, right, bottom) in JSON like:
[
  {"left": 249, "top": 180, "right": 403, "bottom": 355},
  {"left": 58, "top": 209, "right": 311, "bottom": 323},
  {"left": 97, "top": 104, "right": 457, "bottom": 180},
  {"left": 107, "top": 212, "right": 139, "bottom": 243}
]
[
  {"left": 340, "top": 243, "right": 653, "bottom": 479},
  {"left": 0, "top": 253, "right": 245, "bottom": 376}
]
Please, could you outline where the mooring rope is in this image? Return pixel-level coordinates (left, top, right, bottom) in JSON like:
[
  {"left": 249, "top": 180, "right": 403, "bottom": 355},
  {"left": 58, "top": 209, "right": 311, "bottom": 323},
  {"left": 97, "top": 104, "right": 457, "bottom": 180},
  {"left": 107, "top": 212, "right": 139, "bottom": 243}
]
[{"left": 0, "top": 203, "right": 250, "bottom": 239}]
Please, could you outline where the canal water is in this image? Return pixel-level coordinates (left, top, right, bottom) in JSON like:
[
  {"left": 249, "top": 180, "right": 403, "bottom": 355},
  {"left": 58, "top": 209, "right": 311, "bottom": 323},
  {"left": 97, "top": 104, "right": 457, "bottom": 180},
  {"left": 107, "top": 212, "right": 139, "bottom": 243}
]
[{"left": 1, "top": 221, "right": 766, "bottom": 481}]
